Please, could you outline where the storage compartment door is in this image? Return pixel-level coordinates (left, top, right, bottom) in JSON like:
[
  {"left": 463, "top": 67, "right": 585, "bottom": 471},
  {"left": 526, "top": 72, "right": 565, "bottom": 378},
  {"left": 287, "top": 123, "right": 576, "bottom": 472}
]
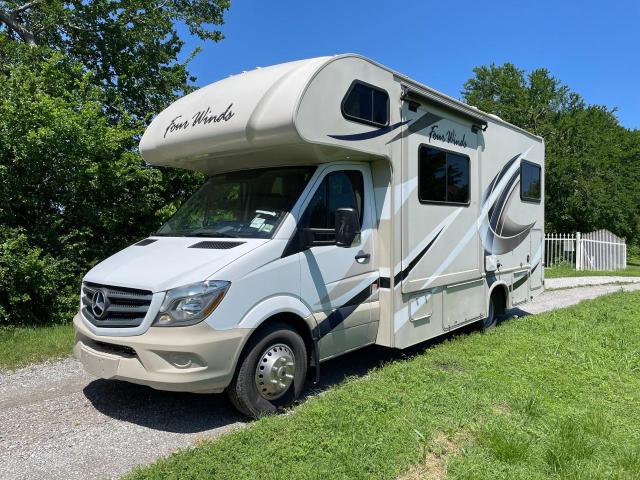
[
  {"left": 530, "top": 229, "right": 543, "bottom": 290},
  {"left": 512, "top": 271, "right": 529, "bottom": 305},
  {"left": 443, "top": 279, "right": 485, "bottom": 331}
]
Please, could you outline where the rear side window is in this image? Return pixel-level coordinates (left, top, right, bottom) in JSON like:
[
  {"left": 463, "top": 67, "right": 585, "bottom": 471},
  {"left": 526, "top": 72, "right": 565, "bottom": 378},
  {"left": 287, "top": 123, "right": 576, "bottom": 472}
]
[
  {"left": 418, "top": 145, "right": 470, "bottom": 205},
  {"left": 520, "top": 161, "right": 541, "bottom": 202},
  {"left": 342, "top": 81, "right": 389, "bottom": 127}
]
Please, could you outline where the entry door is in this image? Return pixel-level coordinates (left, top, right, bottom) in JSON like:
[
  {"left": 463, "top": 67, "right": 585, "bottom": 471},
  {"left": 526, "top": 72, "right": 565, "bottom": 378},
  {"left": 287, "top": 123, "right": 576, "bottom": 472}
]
[{"left": 298, "top": 164, "right": 378, "bottom": 359}]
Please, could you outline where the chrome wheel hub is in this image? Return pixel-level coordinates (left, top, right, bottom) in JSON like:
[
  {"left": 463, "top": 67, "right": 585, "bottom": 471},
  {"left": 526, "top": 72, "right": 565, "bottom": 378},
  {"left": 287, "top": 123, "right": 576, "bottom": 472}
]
[{"left": 255, "top": 343, "right": 295, "bottom": 400}]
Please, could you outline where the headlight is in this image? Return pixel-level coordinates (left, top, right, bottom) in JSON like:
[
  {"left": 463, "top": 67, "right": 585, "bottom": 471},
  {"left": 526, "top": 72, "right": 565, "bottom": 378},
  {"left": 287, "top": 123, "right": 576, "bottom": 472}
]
[{"left": 154, "top": 280, "right": 230, "bottom": 327}]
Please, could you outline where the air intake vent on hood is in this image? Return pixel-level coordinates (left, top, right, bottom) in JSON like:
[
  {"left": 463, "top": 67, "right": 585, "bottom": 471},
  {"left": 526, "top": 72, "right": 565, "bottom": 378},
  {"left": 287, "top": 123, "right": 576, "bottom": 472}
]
[
  {"left": 134, "top": 238, "right": 157, "bottom": 246},
  {"left": 189, "top": 241, "right": 245, "bottom": 249}
]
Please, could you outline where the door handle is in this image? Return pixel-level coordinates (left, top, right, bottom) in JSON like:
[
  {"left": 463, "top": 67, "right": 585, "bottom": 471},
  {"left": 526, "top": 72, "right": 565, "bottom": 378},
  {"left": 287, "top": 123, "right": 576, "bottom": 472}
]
[{"left": 355, "top": 253, "right": 371, "bottom": 263}]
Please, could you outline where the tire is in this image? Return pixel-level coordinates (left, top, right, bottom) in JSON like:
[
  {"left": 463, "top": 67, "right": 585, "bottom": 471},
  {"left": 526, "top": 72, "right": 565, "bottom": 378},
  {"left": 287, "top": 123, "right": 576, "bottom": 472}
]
[
  {"left": 480, "top": 294, "right": 498, "bottom": 331},
  {"left": 227, "top": 322, "right": 307, "bottom": 418}
]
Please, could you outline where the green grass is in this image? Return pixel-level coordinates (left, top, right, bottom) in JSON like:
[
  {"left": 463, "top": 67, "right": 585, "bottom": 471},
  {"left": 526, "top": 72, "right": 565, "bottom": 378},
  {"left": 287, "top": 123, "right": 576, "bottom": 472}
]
[
  {"left": 126, "top": 291, "right": 640, "bottom": 480},
  {"left": 0, "top": 323, "right": 74, "bottom": 370},
  {"left": 544, "top": 257, "right": 640, "bottom": 278}
]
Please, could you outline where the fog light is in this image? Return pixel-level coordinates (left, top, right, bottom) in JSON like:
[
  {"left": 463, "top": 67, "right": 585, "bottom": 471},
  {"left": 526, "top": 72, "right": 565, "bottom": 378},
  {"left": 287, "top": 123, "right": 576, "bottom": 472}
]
[{"left": 169, "top": 353, "right": 193, "bottom": 369}]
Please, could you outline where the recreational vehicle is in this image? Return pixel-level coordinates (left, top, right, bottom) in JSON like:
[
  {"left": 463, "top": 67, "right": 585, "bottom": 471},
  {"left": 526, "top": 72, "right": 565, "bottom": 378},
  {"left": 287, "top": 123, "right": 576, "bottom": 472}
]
[{"left": 74, "top": 54, "right": 545, "bottom": 417}]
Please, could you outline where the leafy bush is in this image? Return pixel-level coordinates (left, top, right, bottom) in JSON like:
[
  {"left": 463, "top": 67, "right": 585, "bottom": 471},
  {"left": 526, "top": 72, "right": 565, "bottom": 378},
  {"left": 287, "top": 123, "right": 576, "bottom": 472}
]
[
  {"left": 0, "top": 40, "right": 201, "bottom": 326},
  {"left": 0, "top": 1, "right": 227, "bottom": 327},
  {"left": 0, "top": 228, "right": 77, "bottom": 325}
]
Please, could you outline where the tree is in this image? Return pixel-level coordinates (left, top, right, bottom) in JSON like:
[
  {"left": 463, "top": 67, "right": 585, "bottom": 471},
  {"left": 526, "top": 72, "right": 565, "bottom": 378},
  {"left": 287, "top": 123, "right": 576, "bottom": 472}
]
[
  {"left": 0, "top": 0, "right": 230, "bottom": 118},
  {"left": 0, "top": 39, "right": 159, "bottom": 324},
  {"left": 0, "top": 2, "right": 229, "bottom": 325},
  {"left": 462, "top": 63, "right": 640, "bottom": 244},
  {"left": 462, "top": 63, "right": 585, "bottom": 139}
]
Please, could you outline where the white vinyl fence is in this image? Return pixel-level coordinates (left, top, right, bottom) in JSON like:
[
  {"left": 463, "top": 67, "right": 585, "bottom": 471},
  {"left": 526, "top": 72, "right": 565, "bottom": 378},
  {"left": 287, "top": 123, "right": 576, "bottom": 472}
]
[{"left": 544, "top": 230, "right": 627, "bottom": 271}]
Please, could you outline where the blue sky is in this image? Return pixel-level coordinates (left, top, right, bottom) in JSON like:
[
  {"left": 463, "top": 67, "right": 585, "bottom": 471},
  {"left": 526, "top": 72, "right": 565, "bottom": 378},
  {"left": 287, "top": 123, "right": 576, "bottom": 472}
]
[{"left": 179, "top": 0, "right": 640, "bottom": 129}]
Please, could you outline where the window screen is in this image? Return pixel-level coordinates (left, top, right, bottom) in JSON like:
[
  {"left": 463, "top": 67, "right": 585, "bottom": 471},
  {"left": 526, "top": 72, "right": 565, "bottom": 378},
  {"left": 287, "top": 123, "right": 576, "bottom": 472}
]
[
  {"left": 342, "top": 81, "right": 389, "bottom": 127},
  {"left": 520, "top": 161, "right": 541, "bottom": 202},
  {"left": 418, "top": 146, "right": 470, "bottom": 204}
]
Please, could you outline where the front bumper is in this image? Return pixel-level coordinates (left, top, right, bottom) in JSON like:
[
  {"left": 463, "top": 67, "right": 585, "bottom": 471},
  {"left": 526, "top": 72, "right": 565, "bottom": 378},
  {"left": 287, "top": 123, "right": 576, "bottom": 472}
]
[{"left": 73, "top": 313, "right": 250, "bottom": 393}]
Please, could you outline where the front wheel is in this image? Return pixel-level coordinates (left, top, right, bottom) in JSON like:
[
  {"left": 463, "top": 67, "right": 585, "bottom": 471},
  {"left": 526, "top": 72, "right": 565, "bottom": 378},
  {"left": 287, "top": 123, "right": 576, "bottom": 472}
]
[{"left": 227, "top": 322, "right": 307, "bottom": 417}]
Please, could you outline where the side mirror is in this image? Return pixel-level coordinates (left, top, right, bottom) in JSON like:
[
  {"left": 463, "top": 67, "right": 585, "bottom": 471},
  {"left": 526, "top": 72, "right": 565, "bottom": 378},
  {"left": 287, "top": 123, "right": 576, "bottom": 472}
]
[{"left": 335, "top": 208, "right": 359, "bottom": 247}]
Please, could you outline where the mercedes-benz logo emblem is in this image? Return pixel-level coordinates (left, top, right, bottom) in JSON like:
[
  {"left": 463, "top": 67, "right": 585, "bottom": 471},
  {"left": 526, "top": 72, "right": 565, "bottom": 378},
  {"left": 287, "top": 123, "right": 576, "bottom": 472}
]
[{"left": 92, "top": 289, "right": 109, "bottom": 319}]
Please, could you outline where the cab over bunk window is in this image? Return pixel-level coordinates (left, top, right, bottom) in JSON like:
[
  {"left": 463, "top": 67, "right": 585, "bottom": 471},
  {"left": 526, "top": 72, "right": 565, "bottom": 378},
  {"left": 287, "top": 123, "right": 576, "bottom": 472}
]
[
  {"left": 341, "top": 81, "right": 389, "bottom": 127},
  {"left": 418, "top": 145, "right": 470, "bottom": 205},
  {"left": 520, "top": 161, "right": 541, "bottom": 202}
]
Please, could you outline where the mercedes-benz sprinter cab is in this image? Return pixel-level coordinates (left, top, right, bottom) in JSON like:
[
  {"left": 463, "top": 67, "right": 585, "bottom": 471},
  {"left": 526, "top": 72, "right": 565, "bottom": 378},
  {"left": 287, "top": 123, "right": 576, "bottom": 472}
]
[{"left": 74, "top": 55, "right": 545, "bottom": 417}]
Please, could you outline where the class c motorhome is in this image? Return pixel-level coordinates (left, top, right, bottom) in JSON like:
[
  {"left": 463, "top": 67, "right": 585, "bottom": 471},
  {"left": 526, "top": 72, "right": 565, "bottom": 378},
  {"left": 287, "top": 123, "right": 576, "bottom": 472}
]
[{"left": 74, "top": 54, "right": 545, "bottom": 417}]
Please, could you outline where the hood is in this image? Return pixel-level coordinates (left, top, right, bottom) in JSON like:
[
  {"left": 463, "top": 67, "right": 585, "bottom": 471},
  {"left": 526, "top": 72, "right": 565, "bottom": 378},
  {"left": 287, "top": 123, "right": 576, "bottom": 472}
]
[{"left": 83, "top": 237, "right": 270, "bottom": 292}]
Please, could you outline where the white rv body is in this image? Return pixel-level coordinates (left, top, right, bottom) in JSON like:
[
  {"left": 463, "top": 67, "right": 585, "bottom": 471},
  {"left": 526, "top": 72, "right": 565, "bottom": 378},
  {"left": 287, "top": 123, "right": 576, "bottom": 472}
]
[{"left": 74, "top": 55, "right": 544, "bottom": 415}]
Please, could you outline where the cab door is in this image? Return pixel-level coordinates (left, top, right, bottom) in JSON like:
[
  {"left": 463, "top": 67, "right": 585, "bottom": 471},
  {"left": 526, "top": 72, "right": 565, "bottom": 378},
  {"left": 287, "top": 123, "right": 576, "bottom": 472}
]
[{"left": 297, "top": 164, "right": 378, "bottom": 360}]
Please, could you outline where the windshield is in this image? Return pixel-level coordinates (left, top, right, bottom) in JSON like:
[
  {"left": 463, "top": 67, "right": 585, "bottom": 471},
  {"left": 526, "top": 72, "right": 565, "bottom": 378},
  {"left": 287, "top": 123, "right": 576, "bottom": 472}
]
[{"left": 156, "top": 167, "right": 316, "bottom": 239}]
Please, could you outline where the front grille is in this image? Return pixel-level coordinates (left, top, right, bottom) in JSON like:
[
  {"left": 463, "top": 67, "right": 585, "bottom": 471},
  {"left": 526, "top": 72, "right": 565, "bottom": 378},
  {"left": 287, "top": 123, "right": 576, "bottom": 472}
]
[
  {"left": 81, "top": 282, "right": 153, "bottom": 328},
  {"left": 92, "top": 341, "right": 137, "bottom": 357}
]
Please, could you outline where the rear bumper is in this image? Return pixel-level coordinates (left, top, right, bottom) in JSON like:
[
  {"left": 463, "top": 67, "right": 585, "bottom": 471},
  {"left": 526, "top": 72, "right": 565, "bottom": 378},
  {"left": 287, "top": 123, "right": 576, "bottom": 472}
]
[{"left": 73, "top": 313, "right": 250, "bottom": 393}]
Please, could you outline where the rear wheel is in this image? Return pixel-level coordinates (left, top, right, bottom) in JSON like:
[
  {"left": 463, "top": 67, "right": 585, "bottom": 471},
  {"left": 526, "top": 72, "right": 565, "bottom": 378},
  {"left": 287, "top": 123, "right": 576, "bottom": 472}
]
[
  {"left": 480, "top": 294, "right": 498, "bottom": 331},
  {"left": 227, "top": 322, "right": 307, "bottom": 417}
]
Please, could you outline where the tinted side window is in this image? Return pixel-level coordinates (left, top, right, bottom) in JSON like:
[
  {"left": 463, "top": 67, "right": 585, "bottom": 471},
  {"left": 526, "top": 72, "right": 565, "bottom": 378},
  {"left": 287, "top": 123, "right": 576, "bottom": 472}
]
[
  {"left": 342, "top": 81, "right": 389, "bottom": 127},
  {"left": 520, "top": 162, "right": 541, "bottom": 202},
  {"left": 419, "top": 148, "right": 446, "bottom": 202},
  {"left": 419, "top": 146, "right": 470, "bottom": 204},
  {"left": 305, "top": 171, "right": 364, "bottom": 231}
]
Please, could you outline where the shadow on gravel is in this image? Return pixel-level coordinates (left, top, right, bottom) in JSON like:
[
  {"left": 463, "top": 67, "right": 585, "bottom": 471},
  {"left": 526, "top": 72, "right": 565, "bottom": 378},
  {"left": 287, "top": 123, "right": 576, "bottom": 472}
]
[
  {"left": 84, "top": 315, "right": 519, "bottom": 431},
  {"left": 83, "top": 380, "right": 244, "bottom": 433}
]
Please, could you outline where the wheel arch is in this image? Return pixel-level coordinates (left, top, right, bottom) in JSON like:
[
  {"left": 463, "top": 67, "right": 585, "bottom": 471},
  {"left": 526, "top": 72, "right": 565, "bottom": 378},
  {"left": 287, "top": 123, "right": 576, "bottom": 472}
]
[
  {"left": 237, "top": 295, "right": 314, "bottom": 330},
  {"left": 488, "top": 281, "right": 509, "bottom": 315},
  {"left": 235, "top": 295, "right": 317, "bottom": 369}
]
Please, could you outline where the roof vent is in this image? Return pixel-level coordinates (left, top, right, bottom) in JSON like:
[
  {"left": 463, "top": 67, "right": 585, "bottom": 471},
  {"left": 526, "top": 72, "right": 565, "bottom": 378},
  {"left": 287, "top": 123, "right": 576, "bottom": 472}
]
[
  {"left": 189, "top": 241, "right": 245, "bottom": 250},
  {"left": 134, "top": 238, "right": 157, "bottom": 246}
]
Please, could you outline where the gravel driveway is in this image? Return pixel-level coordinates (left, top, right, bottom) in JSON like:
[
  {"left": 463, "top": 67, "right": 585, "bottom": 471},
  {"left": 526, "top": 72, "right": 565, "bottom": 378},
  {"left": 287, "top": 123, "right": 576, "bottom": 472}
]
[
  {"left": 544, "top": 276, "right": 640, "bottom": 290},
  {"left": 2, "top": 281, "right": 640, "bottom": 480}
]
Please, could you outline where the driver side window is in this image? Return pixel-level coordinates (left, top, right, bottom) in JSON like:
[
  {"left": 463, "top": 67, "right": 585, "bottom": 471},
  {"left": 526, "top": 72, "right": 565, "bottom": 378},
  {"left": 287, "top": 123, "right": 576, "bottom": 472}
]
[{"left": 303, "top": 170, "right": 364, "bottom": 243}]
